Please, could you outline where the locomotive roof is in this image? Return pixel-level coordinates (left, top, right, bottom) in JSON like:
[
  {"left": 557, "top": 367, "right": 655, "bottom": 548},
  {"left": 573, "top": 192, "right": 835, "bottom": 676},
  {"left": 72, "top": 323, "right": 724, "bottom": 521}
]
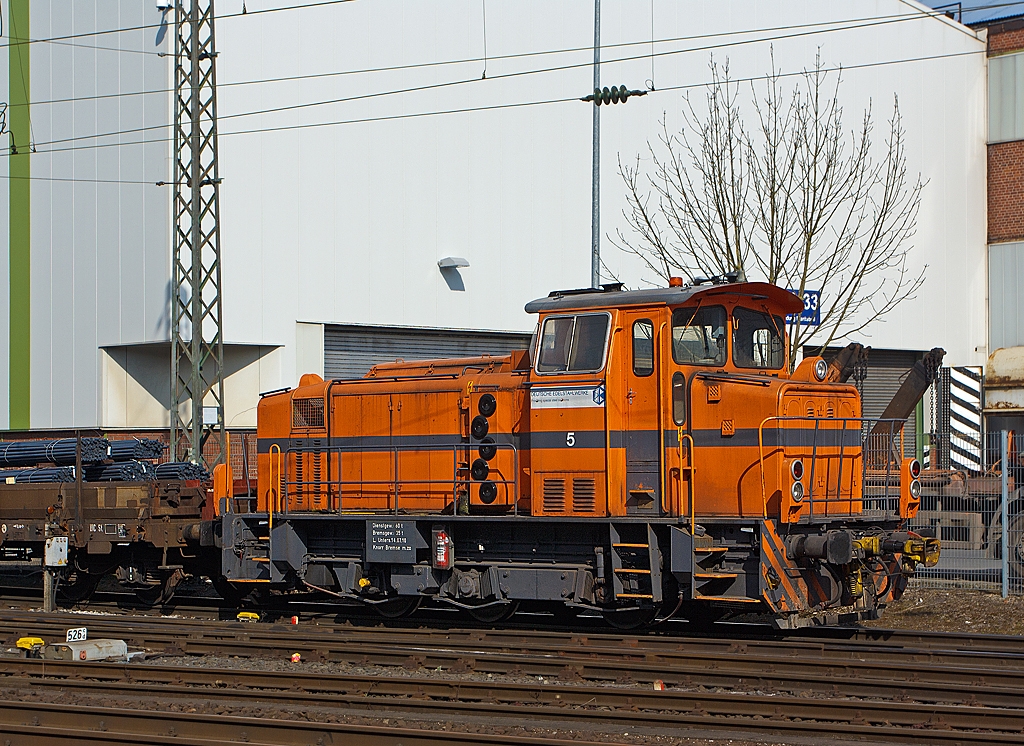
[{"left": 524, "top": 281, "right": 803, "bottom": 315}]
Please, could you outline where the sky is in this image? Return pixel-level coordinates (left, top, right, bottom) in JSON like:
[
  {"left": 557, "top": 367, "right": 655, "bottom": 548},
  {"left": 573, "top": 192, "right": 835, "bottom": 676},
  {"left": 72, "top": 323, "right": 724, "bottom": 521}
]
[{"left": 920, "top": 0, "right": 1024, "bottom": 24}]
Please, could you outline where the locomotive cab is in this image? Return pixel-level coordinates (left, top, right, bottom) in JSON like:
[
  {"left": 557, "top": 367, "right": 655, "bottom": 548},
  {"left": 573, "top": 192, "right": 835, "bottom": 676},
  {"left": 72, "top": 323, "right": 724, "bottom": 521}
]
[{"left": 525, "top": 280, "right": 824, "bottom": 521}]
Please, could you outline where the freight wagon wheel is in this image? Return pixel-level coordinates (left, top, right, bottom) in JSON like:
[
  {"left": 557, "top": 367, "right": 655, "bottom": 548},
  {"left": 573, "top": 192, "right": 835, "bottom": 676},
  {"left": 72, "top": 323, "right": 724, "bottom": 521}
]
[
  {"left": 374, "top": 596, "right": 422, "bottom": 619},
  {"left": 467, "top": 600, "right": 519, "bottom": 624},
  {"left": 601, "top": 606, "right": 658, "bottom": 630},
  {"left": 132, "top": 584, "right": 164, "bottom": 606}
]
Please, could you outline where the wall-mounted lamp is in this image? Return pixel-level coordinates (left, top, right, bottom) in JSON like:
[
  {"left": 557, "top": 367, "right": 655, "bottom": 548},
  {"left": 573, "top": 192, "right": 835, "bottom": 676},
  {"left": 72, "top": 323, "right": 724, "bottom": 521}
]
[{"left": 438, "top": 257, "right": 469, "bottom": 291}]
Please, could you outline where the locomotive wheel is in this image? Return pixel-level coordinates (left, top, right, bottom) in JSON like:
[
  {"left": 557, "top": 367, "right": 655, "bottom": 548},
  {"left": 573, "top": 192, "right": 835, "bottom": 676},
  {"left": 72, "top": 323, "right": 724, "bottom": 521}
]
[
  {"left": 374, "top": 596, "right": 422, "bottom": 619},
  {"left": 467, "top": 600, "right": 519, "bottom": 624},
  {"left": 602, "top": 606, "right": 658, "bottom": 630}
]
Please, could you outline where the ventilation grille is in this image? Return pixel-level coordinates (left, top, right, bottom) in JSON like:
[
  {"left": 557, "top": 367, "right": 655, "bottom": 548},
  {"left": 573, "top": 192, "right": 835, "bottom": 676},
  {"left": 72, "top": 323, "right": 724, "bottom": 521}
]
[
  {"left": 293, "top": 398, "right": 325, "bottom": 428},
  {"left": 572, "top": 477, "right": 596, "bottom": 514},
  {"left": 542, "top": 478, "right": 566, "bottom": 514}
]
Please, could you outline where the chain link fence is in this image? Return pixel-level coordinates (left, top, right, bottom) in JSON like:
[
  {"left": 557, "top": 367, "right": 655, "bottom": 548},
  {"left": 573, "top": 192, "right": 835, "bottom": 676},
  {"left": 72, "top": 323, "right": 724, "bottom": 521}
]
[{"left": 910, "top": 430, "right": 1024, "bottom": 596}]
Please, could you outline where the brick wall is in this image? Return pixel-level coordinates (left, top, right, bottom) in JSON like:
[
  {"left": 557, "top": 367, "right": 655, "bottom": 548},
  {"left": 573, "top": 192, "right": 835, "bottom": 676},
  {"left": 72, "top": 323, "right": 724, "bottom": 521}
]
[
  {"left": 989, "top": 140, "right": 1024, "bottom": 243},
  {"left": 989, "top": 20, "right": 1024, "bottom": 55},
  {"left": 988, "top": 21, "right": 1024, "bottom": 243}
]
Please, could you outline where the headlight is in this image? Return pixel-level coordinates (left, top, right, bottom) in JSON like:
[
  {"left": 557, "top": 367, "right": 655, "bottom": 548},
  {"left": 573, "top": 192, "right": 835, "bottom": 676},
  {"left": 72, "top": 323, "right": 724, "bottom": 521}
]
[
  {"left": 814, "top": 358, "right": 828, "bottom": 381},
  {"left": 790, "top": 459, "right": 805, "bottom": 481},
  {"left": 791, "top": 482, "right": 805, "bottom": 502},
  {"left": 910, "top": 479, "right": 921, "bottom": 498}
]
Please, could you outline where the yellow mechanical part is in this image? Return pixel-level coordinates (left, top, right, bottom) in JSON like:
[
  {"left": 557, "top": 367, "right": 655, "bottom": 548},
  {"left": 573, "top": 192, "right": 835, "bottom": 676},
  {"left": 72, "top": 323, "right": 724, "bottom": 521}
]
[
  {"left": 357, "top": 577, "right": 371, "bottom": 589},
  {"left": 846, "top": 569, "right": 863, "bottom": 598},
  {"left": 853, "top": 536, "right": 881, "bottom": 555},
  {"left": 236, "top": 611, "right": 260, "bottom": 623},
  {"left": 16, "top": 637, "right": 44, "bottom": 650},
  {"left": 903, "top": 537, "right": 941, "bottom": 568}
]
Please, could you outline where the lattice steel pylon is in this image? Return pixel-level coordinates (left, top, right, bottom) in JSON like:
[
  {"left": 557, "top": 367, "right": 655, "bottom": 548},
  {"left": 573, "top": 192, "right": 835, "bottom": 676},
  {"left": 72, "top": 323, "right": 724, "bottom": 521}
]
[{"left": 170, "top": 0, "right": 225, "bottom": 468}]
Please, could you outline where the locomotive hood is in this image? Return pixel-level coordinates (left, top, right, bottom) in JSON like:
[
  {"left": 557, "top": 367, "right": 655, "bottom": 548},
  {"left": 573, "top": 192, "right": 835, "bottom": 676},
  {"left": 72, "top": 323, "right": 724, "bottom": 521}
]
[{"left": 524, "top": 281, "right": 804, "bottom": 315}]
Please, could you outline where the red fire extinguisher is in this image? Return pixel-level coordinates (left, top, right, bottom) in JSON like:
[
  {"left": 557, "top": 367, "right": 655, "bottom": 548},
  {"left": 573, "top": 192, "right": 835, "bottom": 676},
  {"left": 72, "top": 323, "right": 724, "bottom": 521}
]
[{"left": 432, "top": 528, "right": 453, "bottom": 569}]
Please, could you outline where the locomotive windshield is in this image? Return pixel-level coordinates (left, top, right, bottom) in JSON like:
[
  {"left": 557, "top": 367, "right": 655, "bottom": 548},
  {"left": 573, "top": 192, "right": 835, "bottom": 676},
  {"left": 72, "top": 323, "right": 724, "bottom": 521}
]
[
  {"left": 536, "top": 313, "right": 611, "bottom": 373},
  {"left": 733, "top": 307, "right": 785, "bottom": 369},
  {"left": 672, "top": 306, "right": 727, "bottom": 365}
]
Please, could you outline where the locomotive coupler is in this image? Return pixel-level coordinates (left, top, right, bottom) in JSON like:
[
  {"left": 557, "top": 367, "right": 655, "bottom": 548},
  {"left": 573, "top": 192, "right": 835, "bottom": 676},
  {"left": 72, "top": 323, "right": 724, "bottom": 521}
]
[{"left": 853, "top": 532, "right": 940, "bottom": 568}]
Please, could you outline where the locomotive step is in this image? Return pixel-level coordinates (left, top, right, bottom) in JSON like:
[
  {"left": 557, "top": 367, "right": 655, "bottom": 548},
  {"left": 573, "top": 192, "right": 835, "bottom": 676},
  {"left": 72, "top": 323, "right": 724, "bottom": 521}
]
[
  {"left": 616, "top": 593, "right": 655, "bottom": 599},
  {"left": 694, "top": 572, "right": 739, "bottom": 579},
  {"left": 694, "top": 595, "right": 762, "bottom": 603},
  {"left": 613, "top": 568, "right": 651, "bottom": 574},
  {"left": 612, "top": 543, "right": 649, "bottom": 548},
  {"left": 694, "top": 547, "right": 728, "bottom": 553}
]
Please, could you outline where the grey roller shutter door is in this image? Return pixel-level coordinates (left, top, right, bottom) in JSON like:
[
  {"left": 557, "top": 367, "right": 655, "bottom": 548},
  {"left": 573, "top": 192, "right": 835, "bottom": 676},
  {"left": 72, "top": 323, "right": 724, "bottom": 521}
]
[
  {"left": 811, "top": 346, "right": 920, "bottom": 455},
  {"left": 324, "top": 325, "right": 534, "bottom": 380}
]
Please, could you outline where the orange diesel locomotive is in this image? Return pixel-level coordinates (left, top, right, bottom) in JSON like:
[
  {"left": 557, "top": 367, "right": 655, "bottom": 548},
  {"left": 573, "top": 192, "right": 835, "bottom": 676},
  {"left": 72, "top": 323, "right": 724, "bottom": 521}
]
[{"left": 217, "top": 279, "right": 938, "bottom": 627}]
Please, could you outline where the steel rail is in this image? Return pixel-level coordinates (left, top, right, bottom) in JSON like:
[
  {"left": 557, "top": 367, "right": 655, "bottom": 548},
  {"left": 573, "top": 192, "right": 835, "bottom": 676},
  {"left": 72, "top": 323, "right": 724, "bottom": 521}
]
[
  {"left": 4, "top": 587, "right": 1024, "bottom": 654},
  {"left": 1, "top": 658, "right": 1023, "bottom": 745},
  {"left": 4, "top": 605, "right": 1024, "bottom": 669},
  {"left": 0, "top": 698, "right": 599, "bottom": 746},
  {"left": 2, "top": 639, "right": 1021, "bottom": 707}
]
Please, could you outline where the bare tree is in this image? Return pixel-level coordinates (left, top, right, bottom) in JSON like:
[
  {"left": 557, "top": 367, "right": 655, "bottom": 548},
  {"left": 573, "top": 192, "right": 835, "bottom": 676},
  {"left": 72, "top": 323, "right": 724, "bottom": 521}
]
[{"left": 613, "top": 53, "right": 926, "bottom": 368}]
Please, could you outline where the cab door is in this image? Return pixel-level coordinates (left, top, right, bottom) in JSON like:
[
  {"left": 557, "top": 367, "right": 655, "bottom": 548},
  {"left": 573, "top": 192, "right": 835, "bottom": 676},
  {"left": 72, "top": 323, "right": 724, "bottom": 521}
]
[{"left": 623, "top": 314, "right": 662, "bottom": 515}]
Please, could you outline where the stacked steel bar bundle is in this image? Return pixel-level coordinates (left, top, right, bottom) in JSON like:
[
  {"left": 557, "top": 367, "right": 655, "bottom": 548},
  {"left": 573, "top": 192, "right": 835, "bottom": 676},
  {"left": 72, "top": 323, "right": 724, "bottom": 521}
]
[
  {"left": 0, "top": 438, "right": 109, "bottom": 467},
  {"left": 154, "top": 462, "right": 210, "bottom": 482},
  {"left": 108, "top": 438, "right": 166, "bottom": 462},
  {"left": 85, "top": 461, "right": 156, "bottom": 482},
  {"left": 0, "top": 467, "right": 76, "bottom": 483}
]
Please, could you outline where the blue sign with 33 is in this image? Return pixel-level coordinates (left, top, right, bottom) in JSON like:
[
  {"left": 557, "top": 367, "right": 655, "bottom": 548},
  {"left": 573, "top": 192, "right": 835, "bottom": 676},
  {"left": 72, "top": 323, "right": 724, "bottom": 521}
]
[{"left": 786, "top": 290, "right": 821, "bottom": 326}]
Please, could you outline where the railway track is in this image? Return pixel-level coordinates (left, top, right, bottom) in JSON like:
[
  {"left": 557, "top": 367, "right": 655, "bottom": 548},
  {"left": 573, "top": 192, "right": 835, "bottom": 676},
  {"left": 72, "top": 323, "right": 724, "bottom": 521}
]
[
  {"left": 2, "top": 606, "right": 1024, "bottom": 704},
  {"left": 0, "top": 654, "right": 1022, "bottom": 745},
  {"left": 0, "top": 698, "right": 591, "bottom": 746},
  {"left": 4, "top": 587, "right": 1024, "bottom": 654},
  {"left": 0, "top": 604, "right": 1020, "bottom": 744}
]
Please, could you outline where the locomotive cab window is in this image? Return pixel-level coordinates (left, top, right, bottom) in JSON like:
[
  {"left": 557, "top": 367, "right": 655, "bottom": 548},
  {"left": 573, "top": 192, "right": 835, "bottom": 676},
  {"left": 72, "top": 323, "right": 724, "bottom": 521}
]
[
  {"left": 733, "top": 307, "right": 785, "bottom": 369},
  {"left": 632, "top": 319, "right": 654, "bottom": 376},
  {"left": 536, "top": 313, "right": 611, "bottom": 373},
  {"left": 672, "top": 305, "right": 727, "bottom": 366}
]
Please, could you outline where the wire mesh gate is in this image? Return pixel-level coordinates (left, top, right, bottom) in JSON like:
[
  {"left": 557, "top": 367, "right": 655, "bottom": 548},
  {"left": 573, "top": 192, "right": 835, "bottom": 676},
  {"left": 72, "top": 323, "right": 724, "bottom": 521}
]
[{"left": 911, "top": 430, "right": 1024, "bottom": 596}]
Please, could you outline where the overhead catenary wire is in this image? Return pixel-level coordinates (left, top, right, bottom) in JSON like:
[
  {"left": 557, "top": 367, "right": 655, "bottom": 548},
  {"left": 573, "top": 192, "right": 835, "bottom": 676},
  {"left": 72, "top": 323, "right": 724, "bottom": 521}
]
[
  {"left": 20, "top": 8, "right": 992, "bottom": 154},
  {"left": 2, "top": 1, "right": 1001, "bottom": 123},
  {"left": 7, "top": 44, "right": 987, "bottom": 165},
  {"left": 0, "top": 0, "right": 361, "bottom": 52}
]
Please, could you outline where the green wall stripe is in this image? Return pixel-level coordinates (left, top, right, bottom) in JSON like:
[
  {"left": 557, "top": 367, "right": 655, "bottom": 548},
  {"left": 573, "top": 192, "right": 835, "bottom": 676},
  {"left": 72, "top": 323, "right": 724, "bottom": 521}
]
[{"left": 8, "top": 0, "right": 30, "bottom": 430}]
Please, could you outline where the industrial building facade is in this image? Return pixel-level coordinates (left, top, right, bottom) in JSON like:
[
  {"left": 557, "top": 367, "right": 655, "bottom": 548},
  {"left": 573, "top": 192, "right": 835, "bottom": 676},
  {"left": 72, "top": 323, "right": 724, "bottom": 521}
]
[{"left": 0, "top": 1, "right": 991, "bottom": 436}]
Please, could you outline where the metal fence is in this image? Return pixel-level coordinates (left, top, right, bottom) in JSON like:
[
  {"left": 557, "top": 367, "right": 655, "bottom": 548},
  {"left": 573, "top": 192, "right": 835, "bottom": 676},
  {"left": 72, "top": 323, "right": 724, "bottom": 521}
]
[{"left": 910, "top": 430, "right": 1024, "bottom": 596}]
